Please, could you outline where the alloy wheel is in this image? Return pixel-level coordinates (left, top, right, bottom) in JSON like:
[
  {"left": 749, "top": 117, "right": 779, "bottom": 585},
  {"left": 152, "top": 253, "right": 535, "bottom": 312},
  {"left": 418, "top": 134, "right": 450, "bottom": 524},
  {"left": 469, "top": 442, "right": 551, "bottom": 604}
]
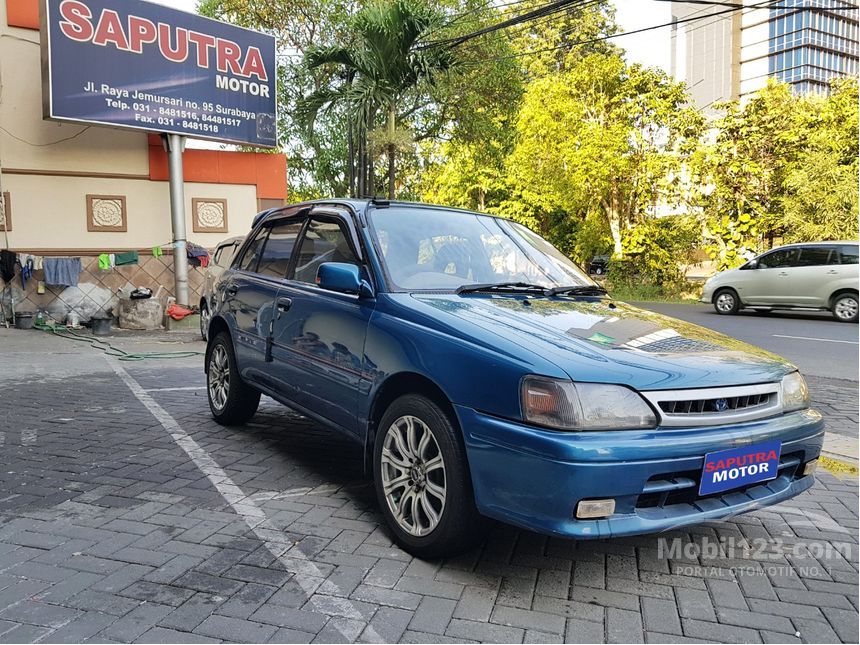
[
  {"left": 208, "top": 344, "right": 230, "bottom": 411},
  {"left": 716, "top": 292, "right": 736, "bottom": 313},
  {"left": 835, "top": 296, "right": 858, "bottom": 321},
  {"left": 380, "top": 415, "right": 447, "bottom": 537}
]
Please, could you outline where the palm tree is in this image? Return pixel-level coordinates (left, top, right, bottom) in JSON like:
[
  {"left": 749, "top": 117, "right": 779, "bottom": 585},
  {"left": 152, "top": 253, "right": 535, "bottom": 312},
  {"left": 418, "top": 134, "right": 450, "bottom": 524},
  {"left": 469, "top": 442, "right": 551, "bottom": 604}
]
[{"left": 298, "top": 0, "right": 452, "bottom": 199}]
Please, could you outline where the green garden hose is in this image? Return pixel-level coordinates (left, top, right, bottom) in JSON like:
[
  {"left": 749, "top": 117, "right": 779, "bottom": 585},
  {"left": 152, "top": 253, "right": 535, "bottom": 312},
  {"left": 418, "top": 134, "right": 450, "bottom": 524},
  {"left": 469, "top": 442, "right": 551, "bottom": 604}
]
[{"left": 34, "top": 322, "right": 203, "bottom": 361}]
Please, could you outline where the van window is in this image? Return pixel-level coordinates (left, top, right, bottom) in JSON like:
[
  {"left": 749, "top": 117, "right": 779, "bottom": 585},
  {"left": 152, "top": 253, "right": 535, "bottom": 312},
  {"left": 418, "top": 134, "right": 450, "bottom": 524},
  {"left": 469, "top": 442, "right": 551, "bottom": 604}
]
[
  {"left": 796, "top": 247, "right": 832, "bottom": 267},
  {"left": 758, "top": 248, "right": 798, "bottom": 269},
  {"left": 840, "top": 245, "right": 859, "bottom": 264},
  {"left": 257, "top": 222, "right": 303, "bottom": 279}
]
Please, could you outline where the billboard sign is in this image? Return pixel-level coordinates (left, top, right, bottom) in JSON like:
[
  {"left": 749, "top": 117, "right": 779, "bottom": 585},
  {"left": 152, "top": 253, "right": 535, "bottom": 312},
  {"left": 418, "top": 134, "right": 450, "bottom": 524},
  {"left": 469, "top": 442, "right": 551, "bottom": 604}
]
[{"left": 41, "top": 0, "right": 278, "bottom": 147}]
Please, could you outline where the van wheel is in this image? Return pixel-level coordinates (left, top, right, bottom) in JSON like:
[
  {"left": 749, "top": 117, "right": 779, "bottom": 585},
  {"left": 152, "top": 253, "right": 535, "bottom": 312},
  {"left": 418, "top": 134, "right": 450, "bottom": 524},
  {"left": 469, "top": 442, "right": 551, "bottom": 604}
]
[
  {"left": 374, "top": 394, "right": 486, "bottom": 558},
  {"left": 832, "top": 293, "right": 858, "bottom": 323},
  {"left": 714, "top": 288, "right": 740, "bottom": 315},
  {"left": 207, "top": 332, "right": 260, "bottom": 425}
]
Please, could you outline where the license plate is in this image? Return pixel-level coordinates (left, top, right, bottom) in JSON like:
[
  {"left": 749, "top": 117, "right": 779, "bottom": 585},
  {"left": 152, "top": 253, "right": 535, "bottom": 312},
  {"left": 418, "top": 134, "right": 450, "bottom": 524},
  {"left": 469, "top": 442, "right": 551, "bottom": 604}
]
[{"left": 699, "top": 441, "right": 781, "bottom": 496}]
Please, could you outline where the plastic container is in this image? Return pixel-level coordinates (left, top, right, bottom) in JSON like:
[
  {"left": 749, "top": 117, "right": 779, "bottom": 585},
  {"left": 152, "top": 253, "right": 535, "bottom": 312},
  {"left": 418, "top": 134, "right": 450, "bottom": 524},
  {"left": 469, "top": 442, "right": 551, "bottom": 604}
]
[
  {"left": 14, "top": 312, "right": 35, "bottom": 330},
  {"left": 90, "top": 313, "right": 112, "bottom": 336}
]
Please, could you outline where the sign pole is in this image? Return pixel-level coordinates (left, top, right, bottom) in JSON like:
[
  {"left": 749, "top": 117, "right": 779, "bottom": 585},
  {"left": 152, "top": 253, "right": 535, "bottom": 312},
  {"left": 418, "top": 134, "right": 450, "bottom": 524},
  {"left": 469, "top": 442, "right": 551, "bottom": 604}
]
[{"left": 163, "top": 133, "right": 189, "bottom": 307}]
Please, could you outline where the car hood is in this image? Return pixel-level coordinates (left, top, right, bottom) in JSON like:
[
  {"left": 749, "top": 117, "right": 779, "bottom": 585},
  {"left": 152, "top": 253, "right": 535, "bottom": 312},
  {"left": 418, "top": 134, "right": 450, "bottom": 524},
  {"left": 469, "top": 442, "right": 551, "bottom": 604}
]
[{"left": 409, "top": 294, "right": 795, "bottom": 390}]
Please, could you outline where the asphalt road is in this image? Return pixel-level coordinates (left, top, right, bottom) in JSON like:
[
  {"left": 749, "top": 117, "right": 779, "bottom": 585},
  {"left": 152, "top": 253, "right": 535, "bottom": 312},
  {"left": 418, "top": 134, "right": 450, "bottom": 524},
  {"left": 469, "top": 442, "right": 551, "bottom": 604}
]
[{"left": 633, "top": 302, "right": 859, "bottom": 382}]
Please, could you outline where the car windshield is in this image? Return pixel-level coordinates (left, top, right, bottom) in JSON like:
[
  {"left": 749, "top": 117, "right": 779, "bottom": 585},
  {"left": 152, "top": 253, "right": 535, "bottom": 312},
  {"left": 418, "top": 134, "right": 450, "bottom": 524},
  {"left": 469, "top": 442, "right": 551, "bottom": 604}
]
[{"left": 368, "top": 207, "right": 594, "bottom": 292}]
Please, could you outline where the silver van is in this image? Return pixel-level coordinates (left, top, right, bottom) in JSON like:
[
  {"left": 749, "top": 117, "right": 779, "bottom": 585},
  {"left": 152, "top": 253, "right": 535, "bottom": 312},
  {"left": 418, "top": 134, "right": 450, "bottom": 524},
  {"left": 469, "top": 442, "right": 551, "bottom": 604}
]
[
  {"left": 200, "top": 236, "right": 244, "bottom": 340},
  {"left": 701, "top": 242, "right": 859, "bottom": 322}
]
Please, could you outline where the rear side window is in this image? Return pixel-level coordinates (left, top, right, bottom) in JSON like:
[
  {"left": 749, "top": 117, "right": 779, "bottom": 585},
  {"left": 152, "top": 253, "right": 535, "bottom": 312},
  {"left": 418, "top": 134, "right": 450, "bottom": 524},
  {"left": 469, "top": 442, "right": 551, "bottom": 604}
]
[
  {"left": 840, "top": 245, "right": 859, "bottom": 264},
  {"left": 257, "top": 222, "right": 303, "bottom": 279},
  {"left": 238, "top": 229, "right": 269, "bottom": 272},
  {"left": 292, "top": 219, "right": 360, "bottom": 284},
  {"left": 759, "top": 248, "right": 798, "bottom": 269},
  {"left": 796, "top": 247, "right": 833, "bottom": 267}
]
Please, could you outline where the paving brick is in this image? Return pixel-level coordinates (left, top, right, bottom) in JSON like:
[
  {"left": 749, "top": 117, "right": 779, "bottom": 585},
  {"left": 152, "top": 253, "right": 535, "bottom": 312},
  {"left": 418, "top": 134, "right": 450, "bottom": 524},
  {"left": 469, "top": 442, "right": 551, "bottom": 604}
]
[
  {"left": 195, "top": 614, "right": 277, "bottom": 643},
  {"left": 0, "top": 600, "right": 82, "bottom": 628},
  {"left": 641, "top": 597, "right": 682, "bottom": 636},
  {"left": 821, "top": 606, "right": 860, "bottom": 643},
  {"left": 159, "top": 593, "right": 225, "bottom": 632},
  {"left": 99, "top": 603, "right": 174, "bottom": 642},
  {"left": 135, "top": 626, "right": 221, "bottom": 643},
  {"left": 453, "top": 585, "right": 499, "bottom": 622},
  {"left": 682, "top": 618, "right": 762, "bottom": 644},
  {"left": 350, "top": 584, "right": 421, "bottom": 610},
  {"left": 606, "top": 608, "right": 643, "bottom": 644},
  {"left": 676, "top": 588, "right": 717, "bottom": 622},
  {"left": 249, "top": 605, "right": 327, "bottom": 633},
  {"left": 362, "top": 606, "right": 412, "bottom": 643},
  {"left": 445, "top": 618, "right": 525, "bottom": 644},
  {"left": 715, "top": 607, "right": 794, "bottom": 634},
  {"left": 706, "top": 579, "right": 748, "bottom": 610},
  {"left": 120, "top": 581, "right": 195, "bottom": 607},
  {"left": 408, "top": 596, "right": 456, "bottom": 635}
]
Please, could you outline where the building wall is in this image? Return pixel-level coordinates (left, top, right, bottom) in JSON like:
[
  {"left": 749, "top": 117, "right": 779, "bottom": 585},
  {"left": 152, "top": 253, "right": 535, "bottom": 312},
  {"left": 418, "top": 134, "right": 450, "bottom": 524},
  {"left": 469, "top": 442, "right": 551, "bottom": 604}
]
[{"left": 0, "top": 0, "right": 288, "bottom": 318}]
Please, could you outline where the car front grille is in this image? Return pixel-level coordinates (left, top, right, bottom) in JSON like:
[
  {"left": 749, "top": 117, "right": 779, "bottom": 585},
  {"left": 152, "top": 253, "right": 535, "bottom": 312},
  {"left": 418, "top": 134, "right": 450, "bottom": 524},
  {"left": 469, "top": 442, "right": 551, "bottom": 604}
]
[
  {"left": 658, "top": 391, "right": 775, "bottom": 415},
  {"left": 642, "top": 383, "right": 782, "bottom": 427}
]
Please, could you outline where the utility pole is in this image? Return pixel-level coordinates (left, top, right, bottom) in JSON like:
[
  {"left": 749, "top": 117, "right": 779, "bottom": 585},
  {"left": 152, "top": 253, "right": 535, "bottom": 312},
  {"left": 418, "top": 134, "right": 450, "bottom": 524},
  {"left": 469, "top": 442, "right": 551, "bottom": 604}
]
[{"left": 162, "top": 134, "right": 189, "bottom": 306}]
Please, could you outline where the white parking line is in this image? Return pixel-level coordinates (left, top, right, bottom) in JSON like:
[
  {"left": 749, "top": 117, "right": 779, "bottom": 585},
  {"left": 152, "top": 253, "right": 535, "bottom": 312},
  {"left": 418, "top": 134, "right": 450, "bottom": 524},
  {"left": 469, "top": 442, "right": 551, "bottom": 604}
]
[
  {"left": 143, "top": 386, "right": 207, "bottom": 392},
  {"left": 772, "top": 334, "right": 859, "bottom": 345},
  {"left": 109, "top": 359, "right": 383, "bottom": 643}
]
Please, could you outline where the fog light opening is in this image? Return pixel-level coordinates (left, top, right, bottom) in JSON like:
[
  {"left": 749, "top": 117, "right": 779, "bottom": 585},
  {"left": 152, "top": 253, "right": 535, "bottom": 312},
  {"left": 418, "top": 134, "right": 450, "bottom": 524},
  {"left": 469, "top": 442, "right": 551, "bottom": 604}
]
[
  {"left": 576, "top": 499, "right": 616, "bottom": 519},
  {"left": 802, "top": 459, "right": 819, "bottom": 477}
]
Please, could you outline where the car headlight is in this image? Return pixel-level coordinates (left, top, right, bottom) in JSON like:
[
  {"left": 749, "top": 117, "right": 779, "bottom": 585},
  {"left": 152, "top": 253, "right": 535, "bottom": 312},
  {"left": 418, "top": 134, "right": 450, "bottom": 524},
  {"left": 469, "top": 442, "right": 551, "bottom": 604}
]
[
  {"left": 781, "top": 372, "right": 810, "bottom": 412},
  {"left": 521, "top": 376, "right": 657, "bottom": 431}
]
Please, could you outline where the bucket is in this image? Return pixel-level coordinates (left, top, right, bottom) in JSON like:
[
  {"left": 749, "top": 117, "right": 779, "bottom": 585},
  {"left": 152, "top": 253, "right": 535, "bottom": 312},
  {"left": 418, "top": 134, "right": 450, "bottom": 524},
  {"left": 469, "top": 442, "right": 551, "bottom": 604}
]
[
  {"left": 14, "top": 312, "right": 35, "bottom": 330},
  {"left": 90, "top": 313, "right": 112, "bottom": 336}
]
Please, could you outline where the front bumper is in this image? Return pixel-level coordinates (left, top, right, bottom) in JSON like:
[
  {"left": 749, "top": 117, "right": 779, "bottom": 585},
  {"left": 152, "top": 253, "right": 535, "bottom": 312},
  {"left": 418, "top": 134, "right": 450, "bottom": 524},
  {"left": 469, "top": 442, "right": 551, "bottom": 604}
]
[{"left": 456, "top": 406, "right": 824, "bottom": 539}]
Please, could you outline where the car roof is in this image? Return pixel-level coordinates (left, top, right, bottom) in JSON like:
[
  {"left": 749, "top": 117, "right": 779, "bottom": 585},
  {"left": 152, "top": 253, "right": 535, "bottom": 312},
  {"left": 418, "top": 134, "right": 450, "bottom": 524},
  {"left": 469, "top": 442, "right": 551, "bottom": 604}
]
[
  {"left": 772, "top": 241, "right": 858, "bottom": 248},
  {"left": 254, "top": 198, "right": 502, "bottom": 226}
]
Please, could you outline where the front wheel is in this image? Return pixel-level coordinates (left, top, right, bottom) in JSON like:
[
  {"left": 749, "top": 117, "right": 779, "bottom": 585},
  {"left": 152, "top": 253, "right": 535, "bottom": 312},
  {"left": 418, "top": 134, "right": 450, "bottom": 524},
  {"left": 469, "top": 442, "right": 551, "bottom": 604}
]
[
  {"left": 207, "top": 332, "right": 260, "bottom": 425},
  {"left": 713, "top": 288, "right": 740, "bottom": 315},
  {"left": 832, "top": 293, "right": 858, "bottom": 323},
  {"left": 373, "top": 395, "right": 485, "bottom": 558}
]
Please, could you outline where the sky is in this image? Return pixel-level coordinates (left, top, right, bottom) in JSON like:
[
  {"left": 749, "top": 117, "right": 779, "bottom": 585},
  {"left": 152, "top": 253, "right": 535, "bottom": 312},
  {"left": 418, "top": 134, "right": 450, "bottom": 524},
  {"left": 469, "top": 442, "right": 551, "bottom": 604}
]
[{"left": 153, "top": 0, "right": 675, "bottom": 74}]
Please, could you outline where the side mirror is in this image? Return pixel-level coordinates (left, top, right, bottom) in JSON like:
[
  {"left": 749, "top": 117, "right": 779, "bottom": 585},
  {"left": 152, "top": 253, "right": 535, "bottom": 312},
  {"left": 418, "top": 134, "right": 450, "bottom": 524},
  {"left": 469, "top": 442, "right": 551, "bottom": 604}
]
[{"left": 317, "top": 262, "right": 373, "bottom": 298}]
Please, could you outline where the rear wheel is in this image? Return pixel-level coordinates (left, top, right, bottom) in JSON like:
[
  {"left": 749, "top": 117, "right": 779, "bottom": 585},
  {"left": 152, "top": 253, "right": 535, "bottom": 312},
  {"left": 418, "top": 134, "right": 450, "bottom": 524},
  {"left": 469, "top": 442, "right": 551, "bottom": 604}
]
[
  {"left": 713, "top": 288, "right": 740, "bottom": 315},
  {"left": 207, "top": 332, "right": 260, "bottom": 425},
  {"left": 832, "top": 293, "right": 858, "bottom": 323},
  {"left": 200, "top": 301, "right": 210, "bottom": 341},
  {"left": 374, "top": 394, "right": 485, "bottom": 558}
]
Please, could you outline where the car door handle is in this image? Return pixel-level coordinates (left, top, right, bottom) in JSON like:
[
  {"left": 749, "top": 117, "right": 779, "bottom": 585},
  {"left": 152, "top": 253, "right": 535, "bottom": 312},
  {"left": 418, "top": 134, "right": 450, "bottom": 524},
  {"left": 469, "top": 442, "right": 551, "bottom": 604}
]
[
  {"left": 778, "top": 272, "right": 789, "bottom": 276},
  {"left": 276, "top": 298, "right": 292, "bottom": 316},
  {"left": 827, "top": 270, "right": 839, "bottom": 274}
]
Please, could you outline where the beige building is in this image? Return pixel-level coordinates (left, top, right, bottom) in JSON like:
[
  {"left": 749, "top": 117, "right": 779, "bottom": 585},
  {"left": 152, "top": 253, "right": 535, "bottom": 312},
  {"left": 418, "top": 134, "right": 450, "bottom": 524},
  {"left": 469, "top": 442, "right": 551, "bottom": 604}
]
[{"left": 0, "top": 0, "right": 287, "bottom": 322}]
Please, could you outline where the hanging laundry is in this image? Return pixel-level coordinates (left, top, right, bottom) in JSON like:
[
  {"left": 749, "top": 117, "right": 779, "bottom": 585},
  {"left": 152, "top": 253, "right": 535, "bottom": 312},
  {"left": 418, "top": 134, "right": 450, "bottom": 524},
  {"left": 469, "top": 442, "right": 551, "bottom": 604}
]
[
  {"left": 152, "top": 246, "right": 163, "bottom": 258},
  {"left": 0, "top": 250, "right": 16, "bottom": 283},
  {"left": 19, "top": 254, "right": 43, "bottom": 271},
  {"left": 20, "top": 256, "right": 34, "bottom": 289},
  {"left": 115, "top": 251, "right": 139, "bottom": 266},
  {"left": 98, "top": 254, "right": 111, "bottom": 270},
  {"left": 43, "top": 257, "right": 81, "bottom": 287},
  {"left": 186, "top": 242, "right": 211, "bottom": 269}
]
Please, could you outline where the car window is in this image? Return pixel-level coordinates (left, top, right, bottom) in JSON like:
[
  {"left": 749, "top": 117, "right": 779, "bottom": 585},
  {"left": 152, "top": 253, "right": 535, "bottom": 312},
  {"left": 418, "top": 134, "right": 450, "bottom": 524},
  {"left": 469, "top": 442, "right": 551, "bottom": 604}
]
[
  {"left": 839, "top": 245, "right": 859, "bottom": 264},
  {"left": 238, "top": 228, "right": 269, "bottom": 272},
  {"left": 796, "top": 247, "right": 833, "bottom": 267},
  {"left": 758, "top": 248, "right": 798, "bottom": 269},
  {"left": 257, "top": 222, "right": 303, "bottom": 279},
  {"left": 291, "top": 219, "right": 360, "bottom": 284}
]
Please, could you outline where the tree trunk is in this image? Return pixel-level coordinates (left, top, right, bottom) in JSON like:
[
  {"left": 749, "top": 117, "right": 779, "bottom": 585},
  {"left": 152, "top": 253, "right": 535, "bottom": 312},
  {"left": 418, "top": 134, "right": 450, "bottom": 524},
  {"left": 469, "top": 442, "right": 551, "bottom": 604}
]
[
  {"left": 387, "top": 102, "right": 396, "bottom": 200},
  {"left": 605, "top": 195, "right": 623, "bottom": 258},
  {"left": 347, "top": 124, "right": 356, "bottom": 198}
]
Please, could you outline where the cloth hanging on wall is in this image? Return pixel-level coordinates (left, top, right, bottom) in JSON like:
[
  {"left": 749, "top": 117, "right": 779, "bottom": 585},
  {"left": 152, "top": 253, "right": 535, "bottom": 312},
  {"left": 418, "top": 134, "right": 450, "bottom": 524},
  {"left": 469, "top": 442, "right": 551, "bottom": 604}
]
[
  {"left": 152, "top": 246, "right": 163, "bottom": 258},
  {"left": 43, "top": 257, "right": 81, "bottom": 287},
  {"left": 0, "top": 250, "right": 16, "bottom": 283},
  {"left": 115, "top": 251, "right": 139, "bottom": 266},
  {"left": 98, "top": 254, "right": 111, "bottom": 270}
]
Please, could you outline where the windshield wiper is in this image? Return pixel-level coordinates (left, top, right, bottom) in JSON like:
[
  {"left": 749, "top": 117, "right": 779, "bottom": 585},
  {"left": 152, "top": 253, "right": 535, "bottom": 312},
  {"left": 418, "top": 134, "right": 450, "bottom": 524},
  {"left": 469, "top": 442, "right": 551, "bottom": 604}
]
[
  {"left": 455, "top": 282, "right": 551, "bottom": 295},
  {"left": 548, "top": 285, "right": 608, "bottom": 297}
]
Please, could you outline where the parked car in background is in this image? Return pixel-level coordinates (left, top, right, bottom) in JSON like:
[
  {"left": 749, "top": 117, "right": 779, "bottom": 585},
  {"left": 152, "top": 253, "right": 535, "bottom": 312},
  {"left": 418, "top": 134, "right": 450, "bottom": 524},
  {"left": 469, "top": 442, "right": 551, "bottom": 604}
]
[
  {"left": 204, "top": 200, "right": 823, "bottom": 557},
  {"left": 200, "top": 237, "right": 243, "bottom": 340},
  {"left": 701, "top": 242, "right": 859, "bottom": 322},
  {"left": 589, "top": 254, "right": 610, "bottom": 275}
]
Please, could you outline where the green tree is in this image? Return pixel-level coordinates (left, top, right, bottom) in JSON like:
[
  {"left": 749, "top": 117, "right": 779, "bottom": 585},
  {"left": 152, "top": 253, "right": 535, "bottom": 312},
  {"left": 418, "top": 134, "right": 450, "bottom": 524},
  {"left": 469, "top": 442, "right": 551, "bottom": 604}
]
[
  {"left": 782, "top": 78, "right": 859, "bottom": 243},
  {"left": 501, "top": 52, "right": 701, "bottom": 257},
  {"left": 299, "top": 0, "right": 453, "bottom": 199}
]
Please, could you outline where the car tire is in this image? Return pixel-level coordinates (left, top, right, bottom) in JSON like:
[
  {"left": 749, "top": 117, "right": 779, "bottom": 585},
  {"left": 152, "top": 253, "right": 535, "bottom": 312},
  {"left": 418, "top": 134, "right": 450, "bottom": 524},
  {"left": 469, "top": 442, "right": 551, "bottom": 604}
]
[
  {"left": 207, "top": 332, "right": 260, "bottom": 425},
  {"left": 713, "top": 288, "right": 740, "bottom": 315},
  {"left": 832, "top": 293, "right": 858, "bottom": 323},
  {"left": 373, "top": 394, "right": 486, "bottom": 558},
  {"left": 200, "top": 302, "right": 210, "bottom": 341}
]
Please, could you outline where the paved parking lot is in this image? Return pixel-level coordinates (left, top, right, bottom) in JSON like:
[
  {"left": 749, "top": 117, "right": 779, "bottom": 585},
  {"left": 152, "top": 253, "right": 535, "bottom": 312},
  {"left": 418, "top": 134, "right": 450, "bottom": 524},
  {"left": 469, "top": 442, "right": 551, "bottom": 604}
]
[{"left": 0, "top": 328, "right": 857, "bottom": 644}]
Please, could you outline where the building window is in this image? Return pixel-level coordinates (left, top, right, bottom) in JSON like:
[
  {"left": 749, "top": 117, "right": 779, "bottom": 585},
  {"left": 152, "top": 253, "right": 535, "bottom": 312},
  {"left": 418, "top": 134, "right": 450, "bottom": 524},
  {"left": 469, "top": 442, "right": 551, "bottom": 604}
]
[
  {"left": 0, "top": 192, "right": 10, "bottom": 232},
  {"left": 87, "top": 195, "right": 127, "bottom": 232},
  {"left": 192, "top": 198, "right": 229, "bottom": 233}
]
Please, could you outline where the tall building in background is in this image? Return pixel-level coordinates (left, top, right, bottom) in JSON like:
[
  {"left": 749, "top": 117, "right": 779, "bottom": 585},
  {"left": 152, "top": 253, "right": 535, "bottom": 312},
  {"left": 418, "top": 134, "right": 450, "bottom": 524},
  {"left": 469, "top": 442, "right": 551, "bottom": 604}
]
[{"left": 671, "top": 0, "right": 858, "bottom": 111}]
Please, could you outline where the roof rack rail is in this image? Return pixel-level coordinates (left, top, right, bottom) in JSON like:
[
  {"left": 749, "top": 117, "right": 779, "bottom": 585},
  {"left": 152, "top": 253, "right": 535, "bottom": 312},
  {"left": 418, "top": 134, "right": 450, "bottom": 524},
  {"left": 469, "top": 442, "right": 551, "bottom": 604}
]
[{"left": 369, "top": 196, "right": 390, "bottom": 208}]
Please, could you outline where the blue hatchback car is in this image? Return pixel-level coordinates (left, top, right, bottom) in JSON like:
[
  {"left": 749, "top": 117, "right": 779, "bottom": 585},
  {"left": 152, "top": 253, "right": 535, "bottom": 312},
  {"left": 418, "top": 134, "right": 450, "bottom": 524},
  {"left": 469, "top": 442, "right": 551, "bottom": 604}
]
[{"left": 205, "top": 199, "right": 824, "bottom": 557}]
